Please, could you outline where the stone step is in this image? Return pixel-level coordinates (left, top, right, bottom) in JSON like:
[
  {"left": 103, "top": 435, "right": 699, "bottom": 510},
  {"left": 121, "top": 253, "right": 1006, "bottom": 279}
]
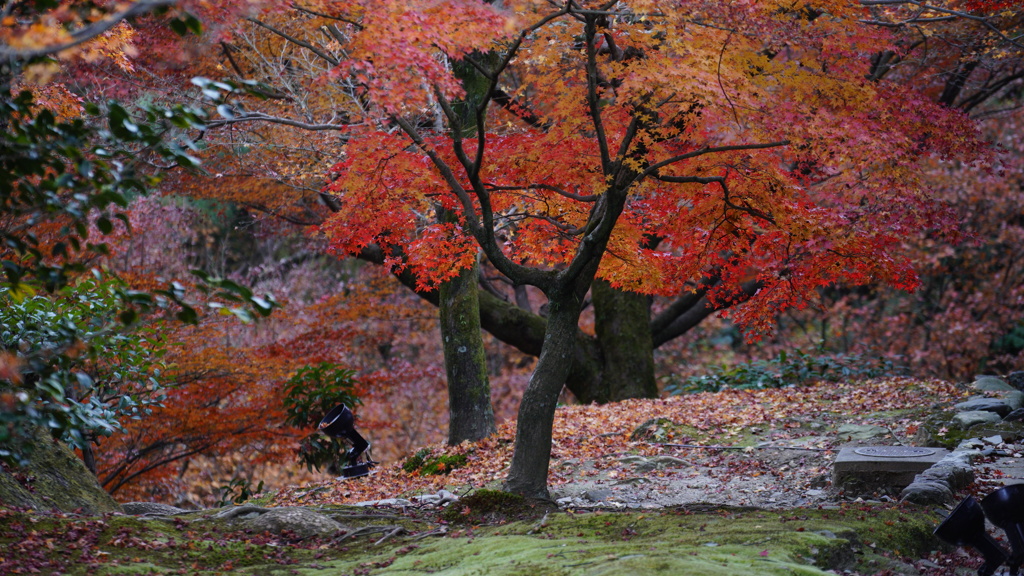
[{"left": 833, "top": 445, "right": 950, "bottom": 492}]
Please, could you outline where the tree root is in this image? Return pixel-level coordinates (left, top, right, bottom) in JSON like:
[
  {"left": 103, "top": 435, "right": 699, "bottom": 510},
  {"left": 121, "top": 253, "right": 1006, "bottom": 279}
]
[
  {"left": 334, "top": 525, "right": 407, "bottom": 546},
  {"left": 374, "top": 526, "right": 407, "bottom": 546},
  {"left": 410, "top": 527, "right": 448, "bottom": 541},
  {"left": 212, "top": 506, "right": 271, "bottom": 520}
]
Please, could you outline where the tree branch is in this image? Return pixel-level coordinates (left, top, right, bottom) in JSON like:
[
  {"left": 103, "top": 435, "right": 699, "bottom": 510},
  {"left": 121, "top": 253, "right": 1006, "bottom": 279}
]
[
  {"left": 639, "top": 140, "right": 790, "bottom": 181},
  {"left": 245, "top": 17, "right": 340, "bottom": 66},
  {"left": 0, "top": 0, "right": 178, "bottom": 61}
]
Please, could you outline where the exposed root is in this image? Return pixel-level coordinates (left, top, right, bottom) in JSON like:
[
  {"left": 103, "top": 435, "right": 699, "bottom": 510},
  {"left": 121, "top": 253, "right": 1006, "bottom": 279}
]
[
  {"left": 410, "top": 527, "right": 448, "bottom": 541},
  {"left": 374, "top": 526, "right": 407, "bottom": 546},
  {"left": 212, "top": 506, "right": 271, "bottom": 520},
  {"left": 334, "top": 524, "right": 407, "bottom": 546}
]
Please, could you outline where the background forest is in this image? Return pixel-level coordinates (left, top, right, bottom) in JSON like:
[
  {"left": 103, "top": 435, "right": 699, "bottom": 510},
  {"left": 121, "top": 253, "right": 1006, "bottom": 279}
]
[{"left": 1, "top": 0, "right": 1023, "bottom": 508}]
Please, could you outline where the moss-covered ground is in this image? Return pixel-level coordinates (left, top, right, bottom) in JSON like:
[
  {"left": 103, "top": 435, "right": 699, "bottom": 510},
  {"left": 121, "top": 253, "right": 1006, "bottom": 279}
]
[{"left": 0, "top": 502, "right": 961, "bottom": 575}]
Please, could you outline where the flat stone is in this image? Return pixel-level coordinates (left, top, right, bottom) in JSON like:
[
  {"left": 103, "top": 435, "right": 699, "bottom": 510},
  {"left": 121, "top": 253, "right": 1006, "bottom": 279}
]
[
  {"left": 834, "top": 445, "right": 949, "bottom": 490},
  {"left": 954, "top": 410, "right": 1004, "bottom": 428},
  {"left": 974, "top": 376, "right": 1015, "bottom": 392},
  {"left": 585, "top": 489, "right": 613, "bottom": 502},
  {"left": 954, "top": 397, "right": 1012, "bottom": 416}
]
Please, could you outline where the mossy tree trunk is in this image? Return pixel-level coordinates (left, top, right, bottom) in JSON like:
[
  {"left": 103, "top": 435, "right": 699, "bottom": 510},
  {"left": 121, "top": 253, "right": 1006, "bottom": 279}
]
[
  {"left": 439, "top": 255, "right": 497, "bottom": 444},
  {"left": 502, "top": 290, "right": 586, "bottom": 498},
  {"left": 591, "top": 279, "right": 657, "bottom": 401}
]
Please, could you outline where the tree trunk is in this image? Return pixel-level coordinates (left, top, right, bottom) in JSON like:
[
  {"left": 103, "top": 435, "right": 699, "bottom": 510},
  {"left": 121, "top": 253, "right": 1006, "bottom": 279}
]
[
  {"left": 591, "top": 279, "right": 657, "bottom": 401},
  {"left": 439, "top": 256, "right": 497, "bottom": 444},
  {"left": 502, "top": 293, "right": 584, "bottom": 499}
]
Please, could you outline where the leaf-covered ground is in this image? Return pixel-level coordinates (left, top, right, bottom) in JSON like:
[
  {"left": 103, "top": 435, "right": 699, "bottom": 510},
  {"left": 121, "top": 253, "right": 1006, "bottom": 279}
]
[
  {"left": 2, "top": 378, "right": 1001, "bottom": 575},
  {"left": 275, "top": 378, "right": 967, "bottom": 508}
]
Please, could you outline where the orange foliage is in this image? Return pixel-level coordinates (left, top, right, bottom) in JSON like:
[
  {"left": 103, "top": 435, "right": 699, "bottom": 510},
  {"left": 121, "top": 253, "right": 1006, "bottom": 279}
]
[{"left": 91, "top": 198, "right": 530, "bottom": 504}]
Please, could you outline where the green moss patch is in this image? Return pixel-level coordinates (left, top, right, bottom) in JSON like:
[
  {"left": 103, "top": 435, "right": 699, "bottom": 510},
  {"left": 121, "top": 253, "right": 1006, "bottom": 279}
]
[
  {"left": 440, "top": 489, "right": 556, "bottom": 525},
  {"left": 402, "top": 448, "right": 470, "bottom": 475},
  {"left": 0, "top": 503, "right": 945, "bottom": 575}
]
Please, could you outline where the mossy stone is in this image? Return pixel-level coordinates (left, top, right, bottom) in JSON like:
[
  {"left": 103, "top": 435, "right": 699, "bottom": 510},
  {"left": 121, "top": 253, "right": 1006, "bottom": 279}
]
[{"left": 440, "top": 489, "right": 552, "bottom": 524}]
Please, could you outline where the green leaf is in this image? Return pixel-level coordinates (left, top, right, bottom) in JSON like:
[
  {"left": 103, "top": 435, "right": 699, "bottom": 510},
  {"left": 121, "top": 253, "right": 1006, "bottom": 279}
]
[{"left": 96, "top": 216, "right": 114, "bottom": 234}]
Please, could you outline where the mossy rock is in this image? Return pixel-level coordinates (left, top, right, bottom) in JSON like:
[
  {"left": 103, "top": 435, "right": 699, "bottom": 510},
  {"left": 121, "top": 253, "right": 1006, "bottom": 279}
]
[
  {"left": 0, "top": 427, "right": 120, "bottom": 514},
  {"left": 914, "top": 410, "right": 1024, "bottom": 448},
  {"left": 440, "top": 489, "right": 554, "bottom": 524}
]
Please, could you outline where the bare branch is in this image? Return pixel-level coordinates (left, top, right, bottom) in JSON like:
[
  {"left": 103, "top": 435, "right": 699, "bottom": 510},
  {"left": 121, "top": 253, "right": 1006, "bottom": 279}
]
[
  {"left": 0, "top": 0, "right": 177, "bottom": 61},
  {"left": 583, "top": 15, "right": 612, "bottom": 171},
  {"left": 206, "top": 111, "right": 356, "bottom": 131},
  {"left": 291, "top": 3, "right": 364, "bottom": 28},
  {"left": 639, "top": 140, "right": 790, "bottom": 180},
  {"left": 246, "top": 17, "right": 340, "bottom": 66}
]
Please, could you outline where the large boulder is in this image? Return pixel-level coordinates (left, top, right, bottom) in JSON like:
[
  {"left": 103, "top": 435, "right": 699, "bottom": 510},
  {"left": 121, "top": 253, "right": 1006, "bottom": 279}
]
[
  {"left": 214, "top": 506, "right": 346, "bottom": 539},
  {"left": 0, "top": 428, "right": 121, "bottom": 514}
]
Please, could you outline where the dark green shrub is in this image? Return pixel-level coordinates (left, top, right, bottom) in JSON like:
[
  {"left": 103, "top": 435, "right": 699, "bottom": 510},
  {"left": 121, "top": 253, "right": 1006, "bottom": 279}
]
[
  {"left": 282, "top": 363, "right": 361, "bottom": 473},
  {"left": 401, "top": 448, "right": 468, "bottom": 475},
  {"left": 664, "top": 349, "right": 903, "bottom": 395},
  {"left": 0, "top": 278, "right": 167, "bottom": 463}
]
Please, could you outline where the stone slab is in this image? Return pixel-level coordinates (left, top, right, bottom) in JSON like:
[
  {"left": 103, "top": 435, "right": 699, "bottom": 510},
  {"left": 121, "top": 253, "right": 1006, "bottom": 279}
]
[{"left": 833, "top": 445, "right": 950, "bottom": 491}]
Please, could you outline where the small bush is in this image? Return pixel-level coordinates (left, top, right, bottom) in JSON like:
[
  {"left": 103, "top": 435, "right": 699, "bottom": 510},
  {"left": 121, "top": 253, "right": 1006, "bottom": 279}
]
[
  {"left": 664, "top": 350, "right": 903, "bottom": 395},
  {"left": 401, "top": 448, "right": 468, "bottom": 475},
  {"left": 402, "top": 448, "right": 431, "bottom": 473}
]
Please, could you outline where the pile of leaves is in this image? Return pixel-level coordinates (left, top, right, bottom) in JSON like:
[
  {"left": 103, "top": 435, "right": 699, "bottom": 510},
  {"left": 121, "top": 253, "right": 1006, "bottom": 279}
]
[{"left": 274, "top": 378, "right": 966, "bottom": 506}]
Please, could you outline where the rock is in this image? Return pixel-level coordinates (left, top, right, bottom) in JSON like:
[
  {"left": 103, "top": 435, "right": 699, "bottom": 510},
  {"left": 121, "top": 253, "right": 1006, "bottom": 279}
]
[
  {"left": 1001, "top": 391, "right": 1024, "bottom": 411},
  {"left": 0, "top": 426, "right": 121, "bottom": 515},
  {"left": 901, "top": 480, "right": 954, "bottom": 505},
  {"left": 218, "top": 506, "right": 344, "bottom": 539},
  {"left": 973, "top": 376, "right": 1015, "bottom": 392},
  {"left": 629, "top": 418, "right": 676, "bottom": 442},
  {"left": 954, "top": 410, "right": 1004, "bottom": 428},
  {"left": 411, "top": 489, "right": 459, "bottom": 506},
  {"left": 835, "top": 424, "right": 890, "bottom": 441},
  {"left": 900, "top": 450, "right": 976, "bottom": 505},
  {"left": 634, "top": 455, "right": 688, "bottom": 471},
  {"left": 356, "top": 498, "right": 413, "bottom": 507},
  {"left": 584, "top": 489, "right": 613, "bottom": 502},
  {"left": 1008, "top": 372, "right": 1024, "bottom": 391},
  {"left": 1005, "top": 408, "right": 1024, "bottom": 422},
  {"left": 650, "top": 456, "right": 688, "bottom": 468},
  {"left": 122, "top": 502, "right": 188, "bottom": 516},
  {"left": 954, "top": 397, "right": 1011, "bottom": 416}
]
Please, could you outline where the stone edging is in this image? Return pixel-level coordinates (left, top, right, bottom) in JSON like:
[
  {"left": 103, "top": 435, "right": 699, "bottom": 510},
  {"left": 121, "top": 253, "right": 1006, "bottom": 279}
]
[{"left": 900, "top": 439, "right": 990, "bottom": 505}]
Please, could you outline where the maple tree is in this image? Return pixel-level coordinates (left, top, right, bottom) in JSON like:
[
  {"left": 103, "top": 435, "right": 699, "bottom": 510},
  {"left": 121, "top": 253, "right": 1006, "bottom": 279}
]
[
  {"left": 303, "top": 0, "right": 980, "bottom": 497},
  {"left": 27, "top": 0, "right": 1013, "bottom": 500},
  {"left": 92, "top": 0, "right": 1022, "bottom": 418},
  {"left": 704, "top": 0, "right": 1024, "bottom": 380}
]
